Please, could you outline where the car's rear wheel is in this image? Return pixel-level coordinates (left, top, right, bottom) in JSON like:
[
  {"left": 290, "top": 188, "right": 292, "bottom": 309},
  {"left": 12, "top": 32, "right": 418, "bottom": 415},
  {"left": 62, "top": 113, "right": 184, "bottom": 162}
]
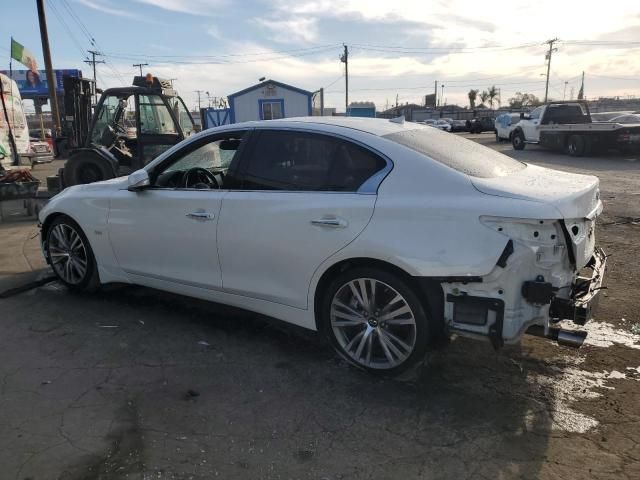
[
  {"left": 322, "top": 268, "right": 431, "bottom": 376},
  {"left": 567, "top": 134, "right": 586, "bottom": 157},
  {"left": 46, "top": 216, "right": 99, "bottom": 291},
  {"left": 512, "top": 130, "right": 526, "bottom": 150}
]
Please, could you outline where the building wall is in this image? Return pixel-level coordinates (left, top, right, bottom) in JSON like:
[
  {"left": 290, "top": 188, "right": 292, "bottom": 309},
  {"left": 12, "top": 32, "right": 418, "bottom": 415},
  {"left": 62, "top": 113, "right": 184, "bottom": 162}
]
[
  {"left": 231, "top": 87, "right": 310, "bottom": 123},
  {"left": 347, "top": 107, "right": 375, "bottom": 118}
]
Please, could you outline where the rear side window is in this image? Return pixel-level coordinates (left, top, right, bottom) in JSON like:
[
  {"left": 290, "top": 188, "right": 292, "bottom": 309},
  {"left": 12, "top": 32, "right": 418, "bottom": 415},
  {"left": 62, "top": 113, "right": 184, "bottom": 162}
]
[
  {"left": 542, "top": 104, "right": 588, "bottom": 124},
  {"left": 242, "top": 130, "right": 387, "bottom": 191},
  {"left": 383, "top": 129, "right": 526, "bottom": 178}
]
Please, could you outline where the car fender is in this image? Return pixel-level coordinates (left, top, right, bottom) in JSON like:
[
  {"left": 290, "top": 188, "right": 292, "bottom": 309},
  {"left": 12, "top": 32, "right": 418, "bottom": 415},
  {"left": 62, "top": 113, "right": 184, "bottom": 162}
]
[{"left": 39, "top": 181, "right": 129, "bottom": 284}]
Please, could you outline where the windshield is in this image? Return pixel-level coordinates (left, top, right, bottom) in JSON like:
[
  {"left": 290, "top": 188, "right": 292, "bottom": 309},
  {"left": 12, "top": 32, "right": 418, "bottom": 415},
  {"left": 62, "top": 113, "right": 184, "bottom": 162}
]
[{"left": 383, "top": 128, "right": 527, "bottom": 178}]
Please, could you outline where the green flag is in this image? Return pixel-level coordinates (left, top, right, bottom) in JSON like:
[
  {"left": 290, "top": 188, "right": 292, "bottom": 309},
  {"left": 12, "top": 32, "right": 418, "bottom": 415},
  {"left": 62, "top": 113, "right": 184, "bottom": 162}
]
[{"left": 10, "top": 37, "right": 38, "bottom": 71}]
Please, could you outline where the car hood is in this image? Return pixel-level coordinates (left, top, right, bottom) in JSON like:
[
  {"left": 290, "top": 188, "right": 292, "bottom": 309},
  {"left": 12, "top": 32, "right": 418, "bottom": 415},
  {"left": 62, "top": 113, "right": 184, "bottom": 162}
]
[{"left": 471, "top": 163, "right": 602, "bottom": 219}]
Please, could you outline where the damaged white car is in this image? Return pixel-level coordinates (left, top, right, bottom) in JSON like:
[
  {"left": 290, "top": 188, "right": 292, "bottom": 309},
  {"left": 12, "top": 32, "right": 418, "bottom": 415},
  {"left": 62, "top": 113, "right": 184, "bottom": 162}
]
[{"left": 38, "top": 117, "right": 605, "bottom": 375}]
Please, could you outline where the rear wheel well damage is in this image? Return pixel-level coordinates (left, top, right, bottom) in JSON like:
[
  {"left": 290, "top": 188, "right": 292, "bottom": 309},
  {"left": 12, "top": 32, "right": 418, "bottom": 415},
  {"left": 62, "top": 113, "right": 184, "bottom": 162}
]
[{"left": 313, "top": 258, "right": 445, "bottom": 341}]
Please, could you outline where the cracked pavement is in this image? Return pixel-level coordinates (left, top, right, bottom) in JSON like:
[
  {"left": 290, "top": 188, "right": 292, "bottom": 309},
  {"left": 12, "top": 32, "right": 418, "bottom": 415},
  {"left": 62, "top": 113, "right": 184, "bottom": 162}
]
[{"left": 1, "top": 143, "right": 639, "bottom": 479}]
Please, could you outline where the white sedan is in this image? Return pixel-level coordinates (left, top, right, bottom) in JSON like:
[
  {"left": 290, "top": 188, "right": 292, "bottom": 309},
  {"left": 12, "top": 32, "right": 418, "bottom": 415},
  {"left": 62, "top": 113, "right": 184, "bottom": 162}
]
[{"left": 39, "top": 117, "right": 605, "bottom": 375}]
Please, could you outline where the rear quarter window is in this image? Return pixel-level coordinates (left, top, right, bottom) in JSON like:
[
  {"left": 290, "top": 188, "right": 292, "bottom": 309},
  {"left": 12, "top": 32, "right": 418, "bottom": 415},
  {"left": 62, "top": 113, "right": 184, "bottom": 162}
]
[{"left": 383, "top": 129, "right": 526, "bottom": 178}]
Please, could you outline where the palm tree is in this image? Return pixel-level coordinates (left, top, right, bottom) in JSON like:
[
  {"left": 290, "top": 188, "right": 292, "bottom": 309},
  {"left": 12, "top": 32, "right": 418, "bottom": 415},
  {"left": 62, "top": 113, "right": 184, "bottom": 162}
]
[
  {"left": 488, "top": 85, "right": 499, "bottom": 109},
  {"left": 479, "top": 90, "right": 489, "bottom": 107},
  {"left": 467, "top": 89, "right": 479, "bottom": 109}
]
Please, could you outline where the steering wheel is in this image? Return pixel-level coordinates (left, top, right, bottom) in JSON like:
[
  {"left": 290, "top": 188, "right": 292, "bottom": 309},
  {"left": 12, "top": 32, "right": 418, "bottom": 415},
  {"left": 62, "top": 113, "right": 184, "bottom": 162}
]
[{"left": 182, "top": 167, "right": 220, "bottom": 189}]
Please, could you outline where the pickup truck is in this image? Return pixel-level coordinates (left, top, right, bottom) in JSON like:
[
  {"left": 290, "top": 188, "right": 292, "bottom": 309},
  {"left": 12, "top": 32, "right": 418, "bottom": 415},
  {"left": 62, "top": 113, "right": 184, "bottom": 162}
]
[{"left": 511, "top": 101, "right": 640, "bottom": 156}]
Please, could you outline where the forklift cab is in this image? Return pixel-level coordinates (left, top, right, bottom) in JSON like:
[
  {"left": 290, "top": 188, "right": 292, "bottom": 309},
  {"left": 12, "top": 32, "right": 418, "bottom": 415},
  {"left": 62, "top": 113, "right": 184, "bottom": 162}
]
[
  {"left": 62, "top": 75, "right": 196, "bottom": 187},
  {"left": 87, "top": 78, "right": 195, "bottom": 171}
]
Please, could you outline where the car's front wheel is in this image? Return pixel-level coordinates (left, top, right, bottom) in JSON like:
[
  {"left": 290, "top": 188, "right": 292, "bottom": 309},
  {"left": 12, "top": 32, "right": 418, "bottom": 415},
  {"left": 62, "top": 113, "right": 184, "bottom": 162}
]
[
  {"left": 512, "top": 130, "right": 526, "bottom": 150},
  {"left": 46, "top": 216, "right": 99, "bottom": 291},
  {"left": 322, "top": 268, "right": 431, "bottom": 375}
]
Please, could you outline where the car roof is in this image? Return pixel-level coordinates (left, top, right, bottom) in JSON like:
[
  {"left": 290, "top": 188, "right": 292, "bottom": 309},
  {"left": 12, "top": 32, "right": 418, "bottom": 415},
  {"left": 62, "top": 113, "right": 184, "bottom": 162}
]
[{"left": 230, "top": 116, "right": 425, "bottom": 137}]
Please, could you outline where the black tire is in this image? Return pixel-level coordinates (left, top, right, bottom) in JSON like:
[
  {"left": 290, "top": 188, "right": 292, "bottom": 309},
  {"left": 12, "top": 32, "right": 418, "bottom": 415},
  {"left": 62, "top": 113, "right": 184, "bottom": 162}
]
[
  {"left": 45, "top": 215, "right": 100, "bottom": 291},
  {"left": 321, "top": 267, "right": 432, "bottom": 376},
  {"left": 63, "top": 153, "right": 115, "bottom": 187},
  {"left": 512, "top": 130, "right": 526, "bottom": 150},
  {"left": 567, "top": 134, "right": 586, "bottom": 157}
]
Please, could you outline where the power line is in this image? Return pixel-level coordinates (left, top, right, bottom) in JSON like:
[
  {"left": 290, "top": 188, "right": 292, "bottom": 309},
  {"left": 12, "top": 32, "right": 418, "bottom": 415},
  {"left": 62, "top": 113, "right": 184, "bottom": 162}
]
[{"left": 100, "top": 43, "right": 342, "bottom": 60}]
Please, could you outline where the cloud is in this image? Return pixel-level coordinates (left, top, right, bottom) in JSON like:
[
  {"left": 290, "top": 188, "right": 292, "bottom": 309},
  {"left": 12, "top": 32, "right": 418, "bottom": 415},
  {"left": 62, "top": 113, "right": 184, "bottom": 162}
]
[
  {"left": 134, "top": 0, "right": 227, "bottom": 14},
  {"left": 253, "top": 16, "right": 319, "bottom": 43},
  {"left": 207, "top": 25, "right": 223, "bottom": 40},
  {"left": 74, "top": 0, "right": 142, "bottom": 18}
]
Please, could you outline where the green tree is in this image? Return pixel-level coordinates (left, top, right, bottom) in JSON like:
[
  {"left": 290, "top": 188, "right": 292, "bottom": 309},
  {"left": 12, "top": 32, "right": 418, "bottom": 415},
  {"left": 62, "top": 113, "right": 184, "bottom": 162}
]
[
  {"left": 508, "top": 92, "right": 542, "bottom": 109},
  {"left": 467, "top": 89, "right": 479, "bottom": 109},
  {"left": 488, "top": 85, "right": 499, "bottom": 108},
  {"left": 479, "top": 90, "right": 489, "bottom": 107}
]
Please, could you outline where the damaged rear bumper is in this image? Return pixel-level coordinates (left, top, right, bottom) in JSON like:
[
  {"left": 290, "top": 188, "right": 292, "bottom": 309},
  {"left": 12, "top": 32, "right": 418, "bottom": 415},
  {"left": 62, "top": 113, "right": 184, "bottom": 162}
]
[{"left": 550, "top": 247, "right": 606, "bottom": 325}]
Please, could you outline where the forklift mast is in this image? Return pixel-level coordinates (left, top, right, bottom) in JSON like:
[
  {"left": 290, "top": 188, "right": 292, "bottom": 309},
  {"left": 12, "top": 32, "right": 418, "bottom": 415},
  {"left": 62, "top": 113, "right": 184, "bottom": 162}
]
[{"left": 61, "top": 75, "right": 93, "bottom": 157}]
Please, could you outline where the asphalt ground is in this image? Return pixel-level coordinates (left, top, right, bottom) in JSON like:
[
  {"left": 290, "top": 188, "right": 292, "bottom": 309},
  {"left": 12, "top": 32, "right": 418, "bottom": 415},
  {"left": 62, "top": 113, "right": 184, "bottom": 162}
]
[{"left": 0, "top": 136, "right": 639, "bottom": 479}]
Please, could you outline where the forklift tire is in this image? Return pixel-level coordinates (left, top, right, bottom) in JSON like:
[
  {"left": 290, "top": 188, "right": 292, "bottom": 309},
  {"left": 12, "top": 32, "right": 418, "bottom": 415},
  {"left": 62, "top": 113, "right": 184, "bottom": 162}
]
[
  {"left": 512, "top": 130, "right": 526, "bottom": 150},
  {"left": 567, "top": 135, "right": 586, "bottom": 157},
  {"left": 63, "top": 154, "right": 115, "bottom": 187}
]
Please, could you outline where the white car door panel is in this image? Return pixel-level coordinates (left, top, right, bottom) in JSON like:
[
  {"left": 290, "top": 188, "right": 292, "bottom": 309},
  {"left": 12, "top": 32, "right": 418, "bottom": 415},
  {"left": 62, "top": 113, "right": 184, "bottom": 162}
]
[
  {"left": 108, "top": 189, "right": 223, "bottom": 289},
  {"left": 217, "top": 191, "right": 376, "bottom": 309}
]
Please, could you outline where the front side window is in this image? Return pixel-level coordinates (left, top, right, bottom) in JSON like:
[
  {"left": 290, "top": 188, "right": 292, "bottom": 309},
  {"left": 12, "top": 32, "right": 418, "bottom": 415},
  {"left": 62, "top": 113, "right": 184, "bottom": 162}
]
[
  {"left": 139, "top": 95, "right": 178, "bottom": 135},
  {"left": 529, "top": 107, "right": 543, "bottom": 120},
  {"left": 242, "top": 130, "right": 386, "bottom": 192},
  {"left": 153, "top": 132, "right": 245, "bottom": 189},
  {"left": 261, "top": 100, "right": 284, "bottom": 120},
  {"left": 91, "top": 94, "right": 126, "bottom": 145}
]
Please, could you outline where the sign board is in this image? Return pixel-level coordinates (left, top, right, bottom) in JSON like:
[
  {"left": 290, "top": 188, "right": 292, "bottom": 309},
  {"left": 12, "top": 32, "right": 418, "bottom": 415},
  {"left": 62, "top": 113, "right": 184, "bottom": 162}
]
[{"left": 0, "top": 69, "right": 82, "bottom": 97}]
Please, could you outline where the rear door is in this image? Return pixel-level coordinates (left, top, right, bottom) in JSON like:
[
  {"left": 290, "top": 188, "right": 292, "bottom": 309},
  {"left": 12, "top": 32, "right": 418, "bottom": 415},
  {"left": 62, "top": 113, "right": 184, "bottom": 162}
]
[{"left": 217, "top": 129, "right": 388, "bottom": 309}]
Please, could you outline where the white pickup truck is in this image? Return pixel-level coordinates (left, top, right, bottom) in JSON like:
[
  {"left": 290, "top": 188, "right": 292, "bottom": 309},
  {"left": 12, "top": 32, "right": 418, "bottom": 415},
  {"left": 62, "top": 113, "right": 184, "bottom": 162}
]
[{"left": 511, "top": 101, "right": 640, "bottom": 156}]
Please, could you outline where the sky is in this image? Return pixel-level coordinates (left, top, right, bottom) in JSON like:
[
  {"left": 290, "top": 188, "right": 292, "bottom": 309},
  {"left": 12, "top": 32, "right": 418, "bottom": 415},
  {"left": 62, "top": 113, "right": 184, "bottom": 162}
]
[{"left": 2, "top": 0, "right": 640, "bottom": 112}]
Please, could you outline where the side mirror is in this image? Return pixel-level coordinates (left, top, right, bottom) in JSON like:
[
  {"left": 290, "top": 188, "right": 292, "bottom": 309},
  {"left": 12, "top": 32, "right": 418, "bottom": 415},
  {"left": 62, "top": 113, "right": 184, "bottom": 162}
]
[{"left": 127, "top": 169, "right": 150, "bottom": 191}]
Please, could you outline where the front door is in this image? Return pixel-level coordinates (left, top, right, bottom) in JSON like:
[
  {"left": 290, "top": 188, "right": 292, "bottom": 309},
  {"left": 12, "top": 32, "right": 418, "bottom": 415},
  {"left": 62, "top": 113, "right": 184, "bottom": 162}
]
[
  {"left": 217, "top": 129, "right": 388, "bottom": 309},
  {"left": 523, "top": 106, "right": 543, "bottom": 142},
  {"left": 108, "top": 130, "right": 248, "bottom": 289}
]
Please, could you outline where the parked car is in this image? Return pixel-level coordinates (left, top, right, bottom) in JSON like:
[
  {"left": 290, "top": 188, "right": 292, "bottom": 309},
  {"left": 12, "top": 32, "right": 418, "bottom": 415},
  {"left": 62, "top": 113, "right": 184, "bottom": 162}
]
[
  {"left": 39, "top": 117, "right": 605, "bottom": 375},
  {"left": 495, "top": 113, "right": 522, "bottom": 142},
  {"left": 609, "top": 114, "right": 640, "bottom": 124},
  {"left": 467, "top": 116, "right": 496, "bottom": 133},
  {"left": 433, "top": 119, "right": 452, "bottom": 132},
  {"left": 418, "top": 119, "right": 436, "bottom": 127},
  {"left": 449, "top": 119, "right": 467, "bottom": 132},
  {"left": 591, "top": 112, "right": 633, "bottom": 122},
  {"left": 26, "top": 137, "right": 54, "bottom": 167}
]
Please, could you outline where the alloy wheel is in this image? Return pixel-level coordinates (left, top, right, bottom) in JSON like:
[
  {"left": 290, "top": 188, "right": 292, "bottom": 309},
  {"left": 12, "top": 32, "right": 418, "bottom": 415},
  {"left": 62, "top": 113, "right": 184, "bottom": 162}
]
[
  {"left": 330, "top": 278, "right": 417, "bottom": 370},
  {"left": 48, "top": 223, "right": 89, "bottom": 285}
]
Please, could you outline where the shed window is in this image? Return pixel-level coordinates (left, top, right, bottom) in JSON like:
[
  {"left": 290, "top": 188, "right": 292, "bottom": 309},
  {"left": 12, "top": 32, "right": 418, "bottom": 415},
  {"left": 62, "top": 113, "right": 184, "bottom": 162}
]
[{"left": 261, "top": 101, "right": 283, "bottom": 120}]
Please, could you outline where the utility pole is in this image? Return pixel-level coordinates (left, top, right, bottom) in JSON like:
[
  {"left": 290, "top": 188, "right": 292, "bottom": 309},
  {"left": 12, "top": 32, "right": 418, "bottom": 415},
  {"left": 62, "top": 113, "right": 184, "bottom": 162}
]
[
  {"left": 319, "top": 87, "right": 324, "bottom": 116},
  {"left": 36, "top": 0, "right": 61, "bottom": 135},
  {"left": 194, "top": 90, "right": 204, "bottom": 111},
  {"left": 563, "top": 81, "right": 568, "bottom": 100},
  {"left": 133, "top": 63, "right": 148, "bottom": 76},
  {"left": 441, "top": 84, "right": 445, "bottom": 107},
  {"left": 543, "top": 38, "right": 558, "bottom": 104},
  {"left": 84, "top": 50, "right": 105, "bottom": 105},
  {"left": 340, "top": 44, "right": 348, "bottom": 114}
]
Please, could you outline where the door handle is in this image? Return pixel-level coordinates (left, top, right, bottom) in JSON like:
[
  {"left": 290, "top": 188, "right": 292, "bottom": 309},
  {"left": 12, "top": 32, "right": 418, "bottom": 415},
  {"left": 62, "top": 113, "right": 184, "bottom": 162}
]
[
  {"left": 311, "top": 217, "right": 348, "bottom": 228},
  {"left": 186, "top": 211, "right": 215, "bottom": 220}
]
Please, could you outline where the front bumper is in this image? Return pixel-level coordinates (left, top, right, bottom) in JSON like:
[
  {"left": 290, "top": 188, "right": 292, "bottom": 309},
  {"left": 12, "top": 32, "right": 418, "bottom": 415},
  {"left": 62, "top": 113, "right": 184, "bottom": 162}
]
[{"left": 550, "top": 247, "right": 606, "bottom": 325}]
